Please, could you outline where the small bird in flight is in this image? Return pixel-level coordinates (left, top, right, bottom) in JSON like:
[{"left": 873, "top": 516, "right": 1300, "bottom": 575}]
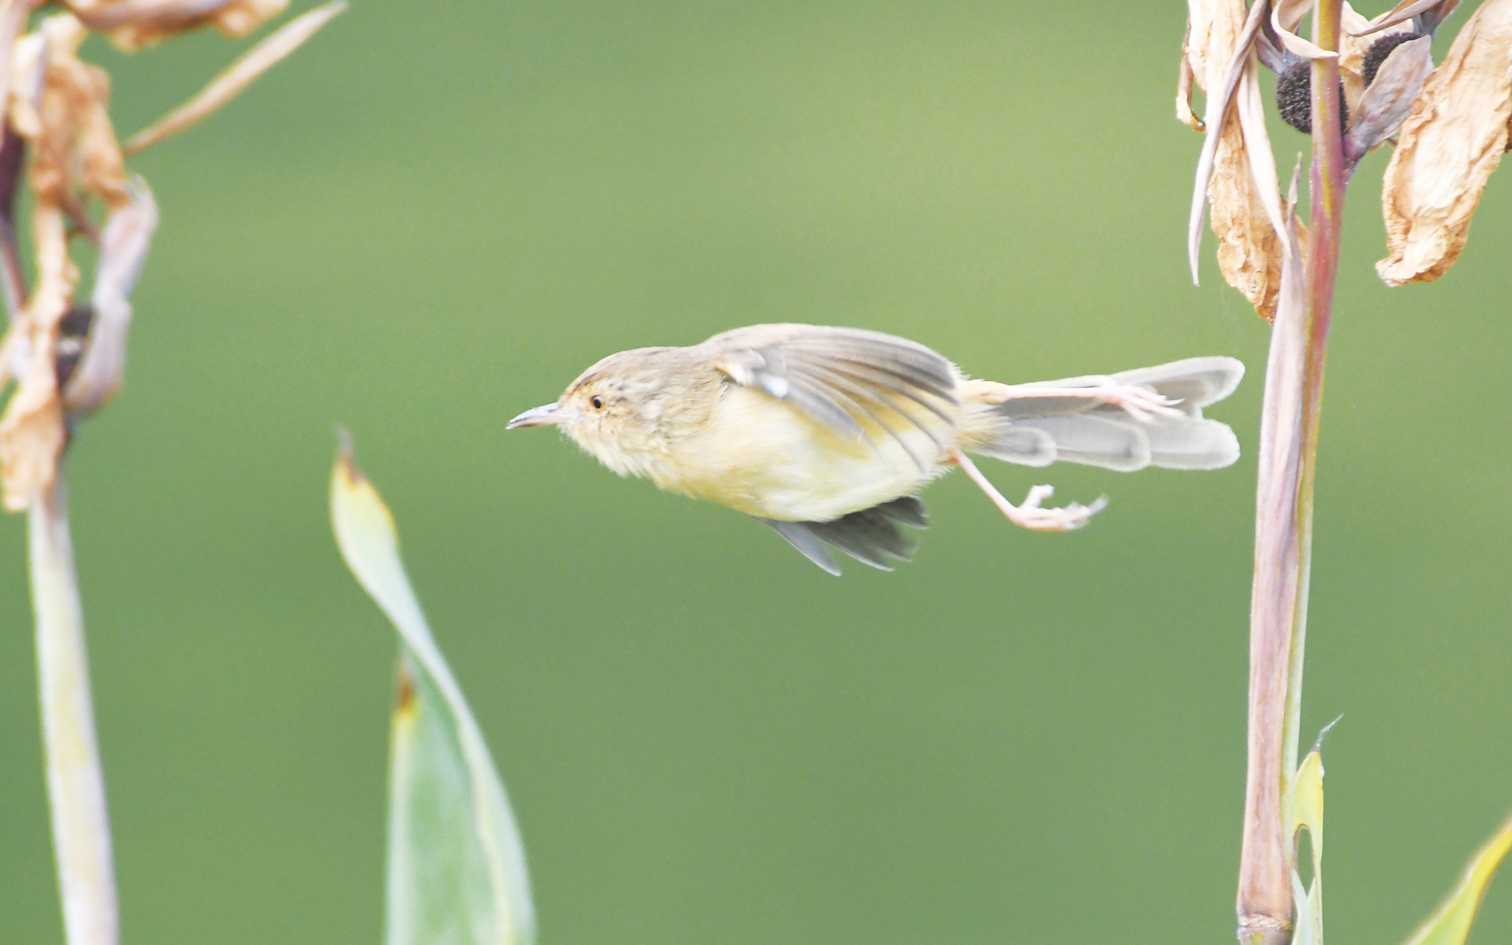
[{"left": 509, "top": 323, "right": 1243, "bottom": 574}]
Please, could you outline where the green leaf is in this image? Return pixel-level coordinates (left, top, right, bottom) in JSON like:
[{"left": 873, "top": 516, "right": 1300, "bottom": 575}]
[
  {"left": 331, "top": 437, "right": 535, "bottom": 945},
  {"left": 1402, "top": 815, "right": 1512, "bottom": 945},
  {"left": 1289, "top": 750, "right": 1325, "bottom": 945}
]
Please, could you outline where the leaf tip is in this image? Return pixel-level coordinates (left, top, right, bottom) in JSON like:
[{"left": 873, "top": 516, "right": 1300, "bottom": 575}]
[
  {"left": 333, "top": 424, "right": 365, "bottom": 487},
  {"left": 393, "top": 658, "right": 418, "bottom": 720}
]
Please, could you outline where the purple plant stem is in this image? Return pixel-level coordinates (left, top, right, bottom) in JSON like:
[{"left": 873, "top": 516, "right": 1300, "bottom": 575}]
[{"left": 1236, "top": 2, "right": 1345, "bottom": 943}]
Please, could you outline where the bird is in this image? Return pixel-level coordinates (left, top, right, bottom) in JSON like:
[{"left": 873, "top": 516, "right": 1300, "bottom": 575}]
[{"left": 508, "top": 323, "right": 1244, "bottom": 574}]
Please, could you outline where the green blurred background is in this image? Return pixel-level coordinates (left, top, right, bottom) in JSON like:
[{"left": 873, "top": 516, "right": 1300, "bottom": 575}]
[{"left": 3, "top": 1, "right": 1509, "bottom": 942}]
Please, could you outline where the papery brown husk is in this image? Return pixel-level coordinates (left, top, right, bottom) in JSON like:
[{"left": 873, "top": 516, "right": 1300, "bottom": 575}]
[
  {"left": 1378, "top": 0, "right": 1512, "bottom": 285},
  {"left": 31, "top": 19, "right": 129, "bottom": 208},
  {"left": 1339, "top": 2, "right": 1416, "bottom": 115},
  {"left": 1185, "top": 0, "right": 1245, "bottom": 96},
  {"left": 1211, "top": 112, "right": 1291, "bottom": 320},
  {"left": 1183, "top": 0, "right": 1290, "bottom": 320},
  {"left": 0, "top": 14, "right": 129, "bottom": 509}
]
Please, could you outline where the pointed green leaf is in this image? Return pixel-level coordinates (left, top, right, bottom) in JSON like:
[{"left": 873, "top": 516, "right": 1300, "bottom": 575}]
[
  {"left": 1402, "top": 815, "right": 1512, "bottom": 945},
  {"left": 1289, "top": 750, "right": 1326, "bottom": 945},
  {"left": 331, "top": 438, "right": 535, "bottom": 945}
]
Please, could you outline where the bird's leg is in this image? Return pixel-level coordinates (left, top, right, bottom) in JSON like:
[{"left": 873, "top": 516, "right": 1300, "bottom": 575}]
[
  {"left": 950, "top": 449, "right": 1108, "bottom": 531},
  {"left": 988, "top": 381, "right": 1185, "bottom": 423}
]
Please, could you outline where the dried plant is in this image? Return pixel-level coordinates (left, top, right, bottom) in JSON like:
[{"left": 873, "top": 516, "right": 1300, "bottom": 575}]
[
  {"left": 1179, "top": 1, "right": 1512, "bottom": 944},
  {"left": 0, "top": 3, "right": 343, "bottom": 942},
  {"left": 1379, "top": 0, "right": 1512, "bottom": 283}
]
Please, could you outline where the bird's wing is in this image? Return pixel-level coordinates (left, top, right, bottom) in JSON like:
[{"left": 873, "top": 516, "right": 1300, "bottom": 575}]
[
  {"left": 709, "top": 325, "right": 960, "bottom": 448},
  {"left": 758, "top": 496, "right": 929, "bottom": 575}
]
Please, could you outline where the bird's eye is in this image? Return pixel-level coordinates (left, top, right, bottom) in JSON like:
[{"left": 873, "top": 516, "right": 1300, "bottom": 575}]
[{"left": 590, "top": 395, "right": 605, "bottom": 410}]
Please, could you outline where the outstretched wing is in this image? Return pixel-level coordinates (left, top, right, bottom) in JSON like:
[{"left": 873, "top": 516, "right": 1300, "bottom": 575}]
[
  {"left": 709, "top": 324, "right": 960, "bottom": 465},
  {"left": 759, "top": 496, "right": 929, "bottom": 575}
]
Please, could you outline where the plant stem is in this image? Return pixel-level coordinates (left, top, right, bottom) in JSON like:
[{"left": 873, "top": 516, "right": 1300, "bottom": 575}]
[
  {"left": 1236, "top": 3, "right": 1345, "bottom": 943},
  {"left": 31, "top": 474, "right": 119, "bottom": 945}
]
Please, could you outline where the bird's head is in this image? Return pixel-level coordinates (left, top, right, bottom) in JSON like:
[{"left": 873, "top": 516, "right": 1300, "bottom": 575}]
[{"left": 508, "top": 346, "right": 705, "bottom": 478}]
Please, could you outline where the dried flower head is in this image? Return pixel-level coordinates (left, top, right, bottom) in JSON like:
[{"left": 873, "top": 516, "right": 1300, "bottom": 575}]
[
  {"left": 1178, "top": 0, "right": 1512, "bottom": 311},
  {"left": 1361, "top": 29, "right": 1426, "bottom": 83},
  {"left": 1274, "top": 61, "right": 1350, "bottom": 133},
  {"left": 0, "top": 1, "right": 344, "bottom": 511}
]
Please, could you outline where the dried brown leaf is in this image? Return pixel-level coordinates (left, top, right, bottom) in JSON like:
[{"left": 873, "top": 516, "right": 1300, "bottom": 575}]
[
  {"left": 1178, "top": 25, "right": 1204, "bottom": 130},
  {"left": 23, "top": 15, "right": 129, "bottom": 209},
  {"left": 1378, "top": 0, "right": 1512, "bottom": 285},
  {"left": 1183, "top": 0, "right": 1288, "bottom": 319},
  {"left": 0, "top": 206, "right": 77, "bottom": 510},
  {"left": 1210, "top": 119, "right": 1290, "bottom": 321},
  {"left": 70, "top": 0, "right": 290, "bottom": 51},
  {"left": 0, "top": 353, "right": 66, "bottom": 511},
  {"left": 1185, "top": 0, "right": 1247, "bottom": 93}
]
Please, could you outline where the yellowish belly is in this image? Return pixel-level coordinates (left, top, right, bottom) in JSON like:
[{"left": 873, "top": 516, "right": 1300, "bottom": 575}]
[{"left": 647, "top": 386, "right": 956, "bottom": 522}]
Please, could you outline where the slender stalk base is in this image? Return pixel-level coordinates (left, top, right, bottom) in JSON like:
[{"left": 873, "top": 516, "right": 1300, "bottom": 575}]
[{"left": 31, "top": 477, "right": 119, "bottom": 945}]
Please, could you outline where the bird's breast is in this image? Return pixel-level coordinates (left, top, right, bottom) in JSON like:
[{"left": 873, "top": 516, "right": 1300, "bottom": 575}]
[{"left": 649, "top": 385, "right": 955, "bottom": 522}]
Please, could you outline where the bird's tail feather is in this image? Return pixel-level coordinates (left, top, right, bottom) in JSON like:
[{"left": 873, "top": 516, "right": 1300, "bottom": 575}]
[{"left": 970, "top": 356, "right": 1244, "bottom": 472}]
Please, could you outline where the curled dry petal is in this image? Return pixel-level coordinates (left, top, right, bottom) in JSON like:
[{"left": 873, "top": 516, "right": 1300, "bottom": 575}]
[
  {"left": 1273, "top": 0, "right": 1340, "bottom": 60},
  {"left": 62, "top": 183, "right": 158, "bottom": 419},
  {"left": 1353, "top": 0, "right": 1464, "bottom": 36},
  {"left": 1378, "top": 0, "right": 1512, "bottom": 285},
  {"left": 1178, "top": 28, "right": 1204, "bottom": 131},
  {"left": 1345, "top": 34, "right": 1434, "bottom": 161},
  {"left": 1183, "top": 0, "right": 1290, "bottom": 320},
  {"left": 1209, "top": 112, "right": 1290, "bottom": 320},
  {"left": 1340, "top": 2, "right": 1416, "bottom": 106}
]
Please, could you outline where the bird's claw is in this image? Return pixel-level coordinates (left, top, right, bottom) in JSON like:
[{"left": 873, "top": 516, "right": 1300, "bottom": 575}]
[
  {"left": 1006, "top": 485, "right": 1109, "bottom": 532},
  {"left": 1094, "top": 384, "right": 1184, "bottom": 423}
]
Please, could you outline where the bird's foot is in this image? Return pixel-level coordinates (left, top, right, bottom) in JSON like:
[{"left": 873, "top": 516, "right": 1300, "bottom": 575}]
[
  {"left": 1089, "top": 383, "right": 1185, "bottom": 423},
  {"left": 950, "top": 449, "right": 1109, "bottom": 532},
  {"left": 1004, "top": 484, "right": 1109, "bottom": 531}
]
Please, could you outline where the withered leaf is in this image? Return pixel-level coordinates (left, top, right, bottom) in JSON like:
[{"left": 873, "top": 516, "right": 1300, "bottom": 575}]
[
  {"left": 1183, "top": 0, "right": 1289, "bottom": 320},
  {"left": 1378, "top": 0, "right": 1512, "bottom": 285}
]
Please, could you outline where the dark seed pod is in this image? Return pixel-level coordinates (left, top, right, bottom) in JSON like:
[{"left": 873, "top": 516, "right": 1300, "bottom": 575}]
[
  {"left": 54, "top": 305, "right": 93, "bottom": 391},
  {"left": 1361, "top": 31, "right": 1425, "bottom": 86},
  {"left": 1274, "top": 61, "right": 1349, "bottom": 134}
]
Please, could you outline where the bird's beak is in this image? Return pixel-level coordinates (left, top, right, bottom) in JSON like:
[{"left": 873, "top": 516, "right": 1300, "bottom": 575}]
[{"left": 507, "top": 402, "right": 566, "bottom": 429}]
